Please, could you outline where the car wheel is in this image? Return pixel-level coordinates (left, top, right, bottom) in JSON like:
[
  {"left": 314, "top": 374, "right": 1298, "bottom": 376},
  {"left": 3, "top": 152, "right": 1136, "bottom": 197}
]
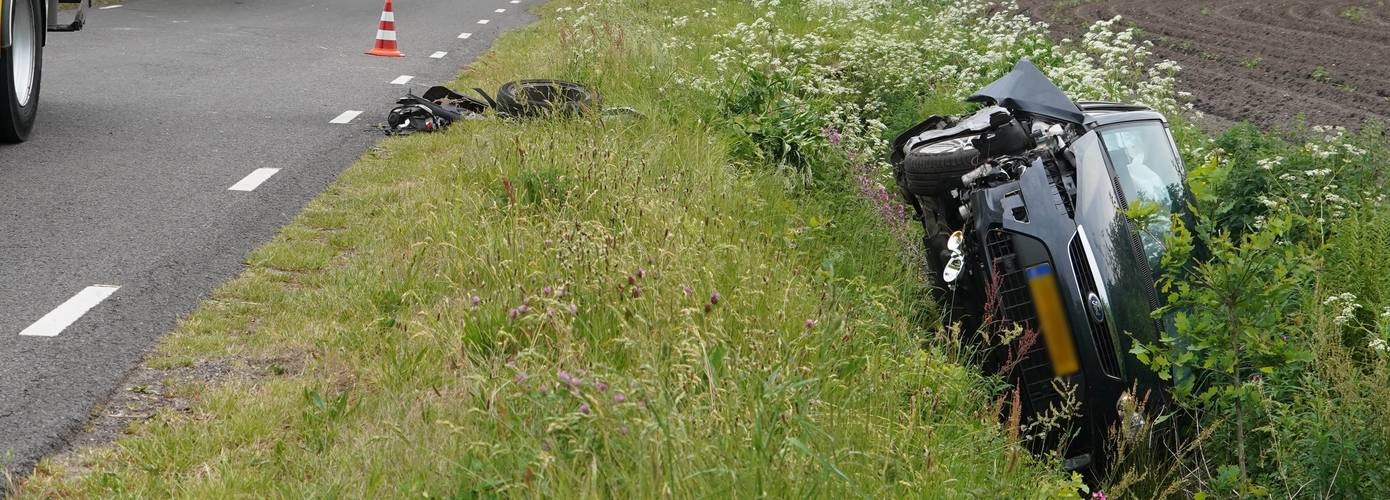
[
  {"left": 0, "top": 0, "right": 43, "bottom": 143},
  {"left": 901, "top": 135, "right": 981, "bottom": 196}
]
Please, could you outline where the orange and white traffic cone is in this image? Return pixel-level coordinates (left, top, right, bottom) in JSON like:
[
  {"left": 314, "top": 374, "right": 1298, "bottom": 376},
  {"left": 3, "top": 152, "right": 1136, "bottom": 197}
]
[{"left": 366, "top": 0, "right": 403, "bottom": 57}]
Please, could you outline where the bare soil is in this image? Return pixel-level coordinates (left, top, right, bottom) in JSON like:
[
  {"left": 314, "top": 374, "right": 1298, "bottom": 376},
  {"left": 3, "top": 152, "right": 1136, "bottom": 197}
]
[{"left": 1020, "top": 0, "right": 1390, "bottom": 131}]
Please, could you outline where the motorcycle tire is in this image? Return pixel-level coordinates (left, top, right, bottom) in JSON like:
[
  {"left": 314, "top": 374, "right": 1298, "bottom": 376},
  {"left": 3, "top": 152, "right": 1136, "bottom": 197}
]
[{"left": 496, "top": 79, "right": 600, "bottom": 118}]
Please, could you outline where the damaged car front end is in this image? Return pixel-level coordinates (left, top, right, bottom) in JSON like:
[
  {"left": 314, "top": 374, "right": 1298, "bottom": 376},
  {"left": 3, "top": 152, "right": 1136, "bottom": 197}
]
[{"left": 892, "top": 59, "right": 1195, "bottom": 473}]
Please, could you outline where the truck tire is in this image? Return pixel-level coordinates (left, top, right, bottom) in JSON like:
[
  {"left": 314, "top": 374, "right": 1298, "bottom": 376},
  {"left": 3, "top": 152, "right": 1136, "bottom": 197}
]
[
  {"left": 901, "top": 136, "right": 981, "bottom": 196},
  {"left": 0, "top": 0, "right": 44, "bottom": 143}
]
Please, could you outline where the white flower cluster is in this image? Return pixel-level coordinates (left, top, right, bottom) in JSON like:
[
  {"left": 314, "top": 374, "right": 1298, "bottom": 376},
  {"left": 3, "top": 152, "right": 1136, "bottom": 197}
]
[
  {"left": 702, "top": 0, "right": 1184, "bottom": 187},
  {"left": 1324, "top": 292, "right": 1362, "bottom": 326},
  {"left": 1371, "top": 338, "right": 1388, "bottom": 353}
]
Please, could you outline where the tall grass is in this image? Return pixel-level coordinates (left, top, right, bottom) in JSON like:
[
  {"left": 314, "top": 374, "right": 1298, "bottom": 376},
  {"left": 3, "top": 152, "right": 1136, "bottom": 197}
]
[{"left": 11, "top": 0, "right": 1078, "bottom": 497}]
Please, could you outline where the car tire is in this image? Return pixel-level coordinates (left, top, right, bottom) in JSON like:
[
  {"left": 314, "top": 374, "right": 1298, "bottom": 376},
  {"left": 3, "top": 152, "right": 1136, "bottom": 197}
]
[
  {"left": 496, "top": 79, "right": 600, "bottom": 117},
  {"left": 901, "top": 136, "right": 981, "bottom": 196},
  {"left": 0, "top": 0, "right": 43, "bottom": 143}
]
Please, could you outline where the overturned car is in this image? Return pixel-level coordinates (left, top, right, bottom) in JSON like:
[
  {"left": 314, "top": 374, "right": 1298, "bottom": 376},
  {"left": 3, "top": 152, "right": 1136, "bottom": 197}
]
[{"left": 892, "top": 59, "right": 1193, "bottom": 472}]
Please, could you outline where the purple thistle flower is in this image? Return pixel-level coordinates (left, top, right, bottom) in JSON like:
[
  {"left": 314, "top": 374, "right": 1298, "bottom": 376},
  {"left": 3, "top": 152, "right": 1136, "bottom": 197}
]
[
  {"left": 823, "top": 127, "right": 842, "bottom": 146},
  {"left": 805, "top": 319, "right": 817, "bottom": 329},
  {"left": 542, "top": 286, "right": 554, "bottom": 296},
  {"left": 636, "top": 267, "right": 646, "bottom": 279},
  {"left": 568, "top": 303, "right": 578, "bottom": 314},
  {"left": 613, "top": 392, "right": 626, "bottom": 403},
  {"left": 681, "top": 283, "right": 693, "bottom": 298},
  {"left": 1091, "top": 492, "right": 1107, "bottom": 500},
  {"left": 508, "top": 304, "right": 530, "bottom": 319},
  {"left": 469, "top": 295, "right": 482, "bottom": 306},
  {"left": 710, "top": 291, "right": 721, "bottom": 305},
  {"left": 578, "top": 403, "right": 591, "bottom": 415},
  {"left": 632, "top": 285, "right": 642, "bottom": 298},
  {"left": 558, "top": 370, "right": 581, "bottom": 388},
  {"left": 538, "top": 383, "right": 549, "bottom": 395},
  {"left": 595, "top": 381, "right": 608, "bottom": 392},
  {"left": 514, "top": 371, "right": 529, "bottom": 383}
]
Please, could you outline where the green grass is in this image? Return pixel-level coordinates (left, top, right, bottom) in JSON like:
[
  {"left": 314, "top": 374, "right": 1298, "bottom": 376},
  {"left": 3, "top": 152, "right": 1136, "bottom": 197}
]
[{"left": 11, "top": 1, "right": 1074, "bottom": 497}]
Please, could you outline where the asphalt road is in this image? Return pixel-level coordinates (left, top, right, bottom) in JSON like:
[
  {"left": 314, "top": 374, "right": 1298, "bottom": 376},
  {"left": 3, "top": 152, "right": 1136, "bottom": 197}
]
[{"left": 0, "top": 0, "right": 535, "bottom": 477}]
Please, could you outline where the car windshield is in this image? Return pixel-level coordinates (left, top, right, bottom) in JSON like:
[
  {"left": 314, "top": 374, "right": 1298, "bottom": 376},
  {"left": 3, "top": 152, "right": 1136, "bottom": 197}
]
[{"left": 1099, "top": 121, "right": 1185, "bottom": 272}]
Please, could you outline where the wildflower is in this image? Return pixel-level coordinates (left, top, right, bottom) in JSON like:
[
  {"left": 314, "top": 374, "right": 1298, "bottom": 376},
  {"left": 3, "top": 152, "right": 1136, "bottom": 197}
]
[
  {"left": 509, "top": 304, "right": 531, "bottom": 319},
  {"left": 681, "top": 283, "right": 693, "bottom": 298},
  {"left": 613, "top": 392, "right": 627, "bottom": 403},
  {"left": 805, "top": 319, "right": 817, "bottom": 329},
  {"left": 631, "top": 286, "right": 643, "bottom": 298},
  {"left": 823, "top": 127, "right": 842, "bottom": 146},
  {"left": 578, "top": 403, "right": 591, "bottom": 415},
  {"left": 1370, "top": 338, "right": 1389, "bottom": 353},
  {"left": 568, "top": 303, "right": 579, "bottom": 315},
  {"left": 543, "top": 286, "right": 554, "bottom": 296},
  {"left": 595, "top": 381, "right": 608, "bottom": 392},
  {"left": 514, "top": 371, "right": 529, "bottom": 384},
  {"left": 636, "top": 267, "right": 646, "bottom": 279},
  {"left": 538, "top": 383, "right": 549, "bottom": 395},
  {"left": 710, "top": 291, "right": 721, "bottom": 305},
  {"left": 558, "top": 370, "right": 582, "bottom": 388},
  {"left": 1091, "top": 492, "right": 1108, "bottom": 500}
]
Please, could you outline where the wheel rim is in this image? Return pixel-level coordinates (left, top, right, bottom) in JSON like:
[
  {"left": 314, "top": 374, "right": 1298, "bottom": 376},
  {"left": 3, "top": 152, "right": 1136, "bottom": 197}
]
[
  {"left": 917, "top": 136, "right": 974, "bottom": 155},
  {"left": 12, "top": 0, "right": 38, "bottom": 107}
]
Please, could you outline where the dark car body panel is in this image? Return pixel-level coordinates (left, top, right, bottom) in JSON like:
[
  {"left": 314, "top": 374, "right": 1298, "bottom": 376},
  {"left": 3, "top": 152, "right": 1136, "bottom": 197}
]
[
  {"left": 968, "top": 58, "right": 1087, "bottom": 124},
  {"left": 957, "top": 110, "right": 1187, "bottom": 463}
]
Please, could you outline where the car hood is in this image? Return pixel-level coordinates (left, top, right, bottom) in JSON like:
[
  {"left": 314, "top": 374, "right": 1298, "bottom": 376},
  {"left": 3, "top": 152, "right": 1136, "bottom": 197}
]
[{"left": 968, "top": 59, "right": 1086, "bottom": 124}]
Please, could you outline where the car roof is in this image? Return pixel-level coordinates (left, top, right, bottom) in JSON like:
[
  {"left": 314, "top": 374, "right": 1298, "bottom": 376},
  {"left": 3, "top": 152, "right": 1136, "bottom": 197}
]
[{"left": 1077, "top": 101, "right": 1169, "bottom": 129}]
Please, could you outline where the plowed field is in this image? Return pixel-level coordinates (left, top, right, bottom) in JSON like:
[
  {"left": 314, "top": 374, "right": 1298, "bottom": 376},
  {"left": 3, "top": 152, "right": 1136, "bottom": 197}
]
[{"left": 1021, "top": 0, "right": 1390, "bottom": 130}]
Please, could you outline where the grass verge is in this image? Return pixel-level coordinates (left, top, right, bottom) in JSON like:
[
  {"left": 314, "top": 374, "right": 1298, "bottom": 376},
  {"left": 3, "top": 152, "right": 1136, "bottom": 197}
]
[{"left": 12, "top": 0, "right": 1075, "bottom": 497}]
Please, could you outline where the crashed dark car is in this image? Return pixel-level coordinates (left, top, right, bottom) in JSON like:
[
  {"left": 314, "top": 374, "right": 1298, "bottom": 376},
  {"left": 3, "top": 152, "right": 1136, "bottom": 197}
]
[{"left": 891, "top": 59, "right": 1194, "bottom": 472}]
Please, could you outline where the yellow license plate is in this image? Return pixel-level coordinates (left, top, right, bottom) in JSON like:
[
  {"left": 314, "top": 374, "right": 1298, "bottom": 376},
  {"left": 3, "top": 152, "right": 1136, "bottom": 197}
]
[{"left": 1026, "top": 263, "right": 1080, "bottom": 376}]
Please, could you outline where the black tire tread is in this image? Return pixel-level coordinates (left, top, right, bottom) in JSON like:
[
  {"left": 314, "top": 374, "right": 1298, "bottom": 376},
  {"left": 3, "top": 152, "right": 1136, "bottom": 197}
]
[
  {"left": 901, "top": 138, "right": 981, "bottom": 196},
  {"left": 496, "top": 79, "right": 600, "bottom": 117}
]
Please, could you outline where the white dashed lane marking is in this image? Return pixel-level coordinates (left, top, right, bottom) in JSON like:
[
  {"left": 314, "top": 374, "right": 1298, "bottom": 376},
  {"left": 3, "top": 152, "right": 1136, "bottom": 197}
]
[
  {"left": 477, "top": 19, "right": 489, "bottom": 24},
  {"left": 390, "top": 75, "right": 414, "bottom": 85},
  {"left": 228, "top": 168, "right": 281, "bottom": 192},
  {"left": 458, "top": 32, "right": 472, "bottom": 39},
  {"left": 330, "top": 110, "right": 362, "bottom": 124},
  {"left": 510, "top": 0, "right": 519, "bottom": 3},
  {"left": 430, "top": 51, "right": 447, "bottom": 59},
  {"left": 495, "top": 8, "right": 505, "bottom": 13},
  {"left": 98, "top": 4, "right": 123, "bottom": 9},
  {"left": 19, "top": 286, "right": 121, "bottom": 337}
]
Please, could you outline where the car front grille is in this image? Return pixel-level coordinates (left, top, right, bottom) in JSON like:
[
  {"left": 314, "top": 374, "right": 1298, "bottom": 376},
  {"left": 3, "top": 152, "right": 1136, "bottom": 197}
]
[
  {"left": 986, "top": 229, "right": 1061, "bottom": 414},
  {"left": 1070, "top": 235, "right": 1120, "bottom": 379}
]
